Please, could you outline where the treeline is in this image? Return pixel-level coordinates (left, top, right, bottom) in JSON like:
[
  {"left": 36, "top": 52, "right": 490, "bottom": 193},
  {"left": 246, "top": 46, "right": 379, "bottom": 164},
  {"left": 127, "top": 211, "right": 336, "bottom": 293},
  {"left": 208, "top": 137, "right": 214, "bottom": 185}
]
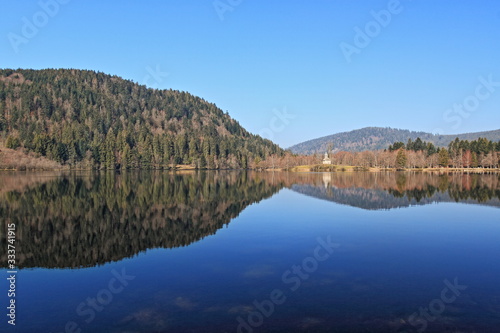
[
  {"left": 261, "top": 137, "right": 500, "bottom": 170},
  {"left": 446, "top": 137, "right": 500, "bottom": 168},
  {"left": 384, "top": 137, "right": 500, "bottom": 168},
  {"left": 219, "top": 136, "right": 500, "bottom": 170},
  {"left": 388, "top": 137, "right": 437, "bottom": 154},
  {"left": 0, "top": 69, "right": 283, "bottom": 169}
]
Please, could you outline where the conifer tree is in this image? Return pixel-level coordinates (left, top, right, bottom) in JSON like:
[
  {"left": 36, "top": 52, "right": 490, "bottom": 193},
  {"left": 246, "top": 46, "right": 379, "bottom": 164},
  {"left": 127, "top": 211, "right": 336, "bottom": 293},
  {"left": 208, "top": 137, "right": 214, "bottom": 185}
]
[
  {"left": 104, "top": 129, "right": 116, "bottom": 169},
  {"left": 438, "top": 149, "right": 449, "bottom": 167},
  {"left": 396, "top": 149, "right": 407, "bottom": 169}
]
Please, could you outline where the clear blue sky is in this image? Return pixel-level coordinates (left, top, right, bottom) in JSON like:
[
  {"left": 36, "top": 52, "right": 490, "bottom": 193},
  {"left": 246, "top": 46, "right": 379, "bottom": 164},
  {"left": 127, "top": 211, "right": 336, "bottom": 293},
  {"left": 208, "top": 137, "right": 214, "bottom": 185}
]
[{"left": 1, "top": 0, "right": 499, "bottom": 147}]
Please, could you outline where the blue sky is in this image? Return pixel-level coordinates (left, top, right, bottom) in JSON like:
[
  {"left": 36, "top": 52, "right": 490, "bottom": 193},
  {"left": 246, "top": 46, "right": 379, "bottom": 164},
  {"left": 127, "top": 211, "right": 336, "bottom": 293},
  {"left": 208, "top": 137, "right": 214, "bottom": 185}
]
[{"left": 1, "top": 0, "right": 499, "bottom": 148}]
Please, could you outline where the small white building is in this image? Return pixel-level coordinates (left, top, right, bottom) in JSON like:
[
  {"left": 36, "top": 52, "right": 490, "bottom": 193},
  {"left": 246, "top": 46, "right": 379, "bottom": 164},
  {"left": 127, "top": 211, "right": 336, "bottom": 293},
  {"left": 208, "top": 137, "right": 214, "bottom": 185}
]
[{"left": 322, "top": 152, "right": 332, "bottom": 165}]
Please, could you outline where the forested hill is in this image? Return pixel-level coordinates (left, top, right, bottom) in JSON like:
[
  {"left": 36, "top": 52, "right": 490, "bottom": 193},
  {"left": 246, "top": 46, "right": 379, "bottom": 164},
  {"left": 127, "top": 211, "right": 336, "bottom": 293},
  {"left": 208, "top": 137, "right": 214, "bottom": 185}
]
[
  {"left": 0, "top": 69, "right": 283, "bottom": 169},
  {"left": 289, "top": 127, "right": 500, "bottom": 154}
]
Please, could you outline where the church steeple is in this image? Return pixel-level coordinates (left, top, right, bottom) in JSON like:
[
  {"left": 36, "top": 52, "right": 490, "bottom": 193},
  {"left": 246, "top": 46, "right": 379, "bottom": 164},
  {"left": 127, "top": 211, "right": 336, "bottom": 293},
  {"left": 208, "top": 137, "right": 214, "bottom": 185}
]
[{"left": 322, "top": 151, "right": 332, "bottom": 165}]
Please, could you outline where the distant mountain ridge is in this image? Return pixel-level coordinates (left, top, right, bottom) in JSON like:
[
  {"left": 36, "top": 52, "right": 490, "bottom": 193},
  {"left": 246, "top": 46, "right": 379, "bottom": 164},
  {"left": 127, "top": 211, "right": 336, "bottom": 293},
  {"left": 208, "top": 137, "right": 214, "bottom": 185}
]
[{"left": 288, "top": 127, "right": 500, "bottom": 154}]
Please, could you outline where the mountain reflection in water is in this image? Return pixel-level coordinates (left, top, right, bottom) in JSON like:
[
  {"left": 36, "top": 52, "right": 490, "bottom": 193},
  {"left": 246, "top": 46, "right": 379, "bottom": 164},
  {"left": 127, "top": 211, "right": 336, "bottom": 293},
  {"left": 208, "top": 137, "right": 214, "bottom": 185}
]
[
  {"left": 0, "top": 171, "right": 498, "bottom": 269},
  {"left": 292, "top": 171, "right": 500, "bottom": 210}
]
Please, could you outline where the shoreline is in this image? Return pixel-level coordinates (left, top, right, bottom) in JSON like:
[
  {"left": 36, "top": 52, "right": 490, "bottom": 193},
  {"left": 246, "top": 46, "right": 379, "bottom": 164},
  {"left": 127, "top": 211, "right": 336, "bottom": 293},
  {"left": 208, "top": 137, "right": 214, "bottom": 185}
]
[
  {"left": 1, "top": 165, "right": 499, "bottom": 173},
  {"left": 284, "top": 164, "right": 500, "bottom": 173}
]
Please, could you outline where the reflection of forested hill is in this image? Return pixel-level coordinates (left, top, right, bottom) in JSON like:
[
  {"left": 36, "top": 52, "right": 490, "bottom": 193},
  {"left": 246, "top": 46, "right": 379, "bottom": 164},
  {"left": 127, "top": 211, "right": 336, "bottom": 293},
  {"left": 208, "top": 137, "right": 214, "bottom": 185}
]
[
  {"left": 291, "top": 172, "right": 500, "bottom": 210},
  {"left": 0, "top": 172, "right": 284, "bottom": 269},
  {"left": 1, "top": 171, "right": 498, "bottom": 269}
]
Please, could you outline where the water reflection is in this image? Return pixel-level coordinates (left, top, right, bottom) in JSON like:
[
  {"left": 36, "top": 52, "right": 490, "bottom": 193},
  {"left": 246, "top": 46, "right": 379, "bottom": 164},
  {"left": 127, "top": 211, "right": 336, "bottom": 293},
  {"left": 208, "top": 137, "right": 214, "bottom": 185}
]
[
  {"left": 0, "top": 172, "right": 284, "bottom": 269},
  {"left": 0, "top": 171, "right": 498, "bottom": 269},
  {"left": 291, "top": 172, "right": 500, "bottom": 210}
]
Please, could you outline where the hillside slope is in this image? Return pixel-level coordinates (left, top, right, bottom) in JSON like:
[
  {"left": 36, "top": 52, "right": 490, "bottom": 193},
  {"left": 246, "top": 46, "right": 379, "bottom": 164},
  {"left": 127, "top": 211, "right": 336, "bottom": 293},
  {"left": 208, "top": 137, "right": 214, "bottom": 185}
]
[
  {"left": 0, "top": 69, "right": 283, "bottom": 169},
  {"left": 289, "top": 127, "right": 500, "bottom": 154}
]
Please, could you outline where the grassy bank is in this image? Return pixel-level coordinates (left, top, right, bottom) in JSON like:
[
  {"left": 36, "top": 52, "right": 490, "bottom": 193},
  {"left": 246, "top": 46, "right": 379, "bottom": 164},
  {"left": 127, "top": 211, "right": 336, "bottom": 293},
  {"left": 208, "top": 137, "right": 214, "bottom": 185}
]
[
  {"left": 287, "top": 164, "right": 368, "bottom": 172},
  {"left": 286, "top": 164, "right": 500, "bottom": 173}
]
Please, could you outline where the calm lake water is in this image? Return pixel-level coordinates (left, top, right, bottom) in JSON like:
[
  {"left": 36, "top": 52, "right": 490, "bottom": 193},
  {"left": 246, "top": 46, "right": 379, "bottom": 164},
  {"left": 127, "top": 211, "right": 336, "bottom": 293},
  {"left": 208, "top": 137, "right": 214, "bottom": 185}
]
[{"left": 1, "top": 171, "right": 499, "bottom": 333}]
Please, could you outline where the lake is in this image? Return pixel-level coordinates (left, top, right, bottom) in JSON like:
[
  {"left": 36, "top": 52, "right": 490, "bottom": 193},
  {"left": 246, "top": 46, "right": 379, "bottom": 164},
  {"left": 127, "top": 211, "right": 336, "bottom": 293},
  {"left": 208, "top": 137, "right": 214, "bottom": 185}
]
[{"left": 1, "top": 171, "right": 499, "bottom": 332}]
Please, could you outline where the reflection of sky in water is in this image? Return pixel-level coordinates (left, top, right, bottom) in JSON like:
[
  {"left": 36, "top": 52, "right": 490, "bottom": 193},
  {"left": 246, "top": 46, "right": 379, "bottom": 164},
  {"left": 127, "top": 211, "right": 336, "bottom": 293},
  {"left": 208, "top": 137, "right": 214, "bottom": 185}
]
[{"left": 3, "top": 181, "right": 500, "bottom": 332}]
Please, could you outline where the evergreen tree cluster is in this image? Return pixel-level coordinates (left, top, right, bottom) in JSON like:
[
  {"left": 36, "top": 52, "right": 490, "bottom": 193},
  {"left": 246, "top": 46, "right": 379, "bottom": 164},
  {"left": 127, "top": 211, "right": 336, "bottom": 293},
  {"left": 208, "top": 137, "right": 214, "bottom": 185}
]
[
  {"left": 388, "top": 137, "right": 500, "bottom": 168},
  {"left": 388, "top": 137, "right": 437, "bottom": 156},
  {"left": 0, "top": 69, "right": 283, "bottom": 169},
  {"left": 448, "top": 137, "right": 500, "bottom": 156}
]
